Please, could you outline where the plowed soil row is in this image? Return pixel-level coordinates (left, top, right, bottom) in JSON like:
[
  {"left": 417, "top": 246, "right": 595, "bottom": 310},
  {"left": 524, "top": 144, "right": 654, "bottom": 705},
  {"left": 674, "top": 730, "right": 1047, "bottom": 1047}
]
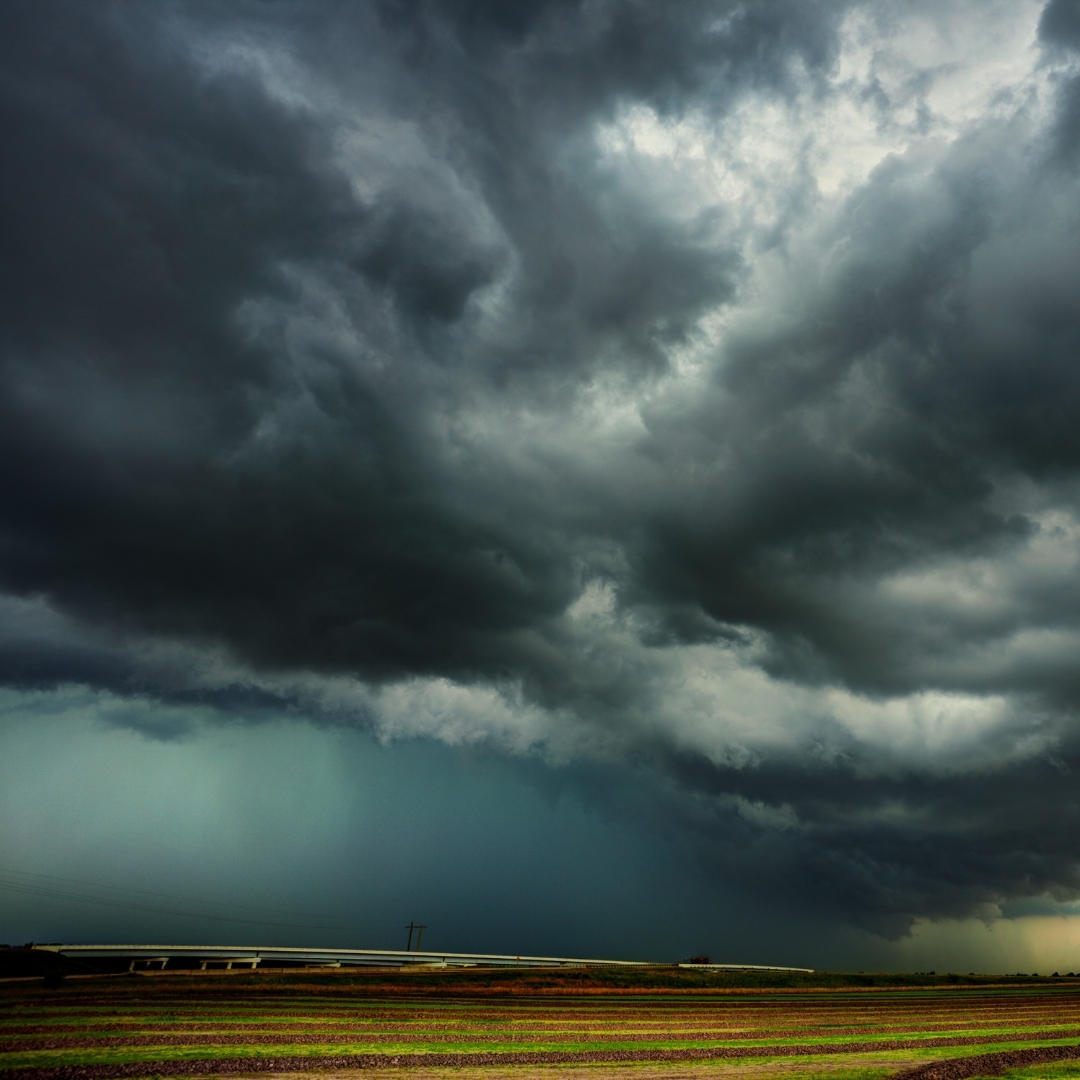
[
  {"left": 1, "top": 1040, "right": 1063, "bottom": 1080},
  {"left": 7, "top": 1032, "right": 1080, "bottom": 1068},
  {"left": 13, "top": 998, "right": 1074, "bottom": 1011},
  {"left": 8, "top": 984, "right": 1080, "bottom": 1080},
  {"left": 7, "top": 1027, "right": 1080, "bottom": 1052},
  {"left": 5, "top": 1040, "right": 1080, "bottom": 1080},
  {"left": 8, "top": 1019, "right": 1077, "bottom": 1036},
  {"left": 10, "top": 997, "right": 1070, "bottom": 1006},
  {"left": 894, "top": 1043, "right": 1080, "bottom": 1080},
  {"left": 11, "top": 1004, "right": 1077, "bottom": 1021},
  {"left": 6, "top": 1023, "right": 1071, "bottom": 1041},
  {"left": 8, "top": 1009, "right": 1077, "bottom": 1030}
]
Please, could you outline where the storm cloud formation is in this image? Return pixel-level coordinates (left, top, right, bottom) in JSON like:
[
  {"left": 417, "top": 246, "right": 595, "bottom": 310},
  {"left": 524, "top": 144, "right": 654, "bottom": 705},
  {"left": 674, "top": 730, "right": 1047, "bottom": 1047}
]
[{"left": 4, "top": 0, "right": 1080, "bottom": 943}]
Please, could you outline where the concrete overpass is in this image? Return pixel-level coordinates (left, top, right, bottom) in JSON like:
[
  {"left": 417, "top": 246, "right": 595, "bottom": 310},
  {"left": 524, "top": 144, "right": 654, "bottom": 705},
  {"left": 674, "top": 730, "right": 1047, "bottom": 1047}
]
[{"left": 33, "top": 943, "right": 812, "bottom": 972}]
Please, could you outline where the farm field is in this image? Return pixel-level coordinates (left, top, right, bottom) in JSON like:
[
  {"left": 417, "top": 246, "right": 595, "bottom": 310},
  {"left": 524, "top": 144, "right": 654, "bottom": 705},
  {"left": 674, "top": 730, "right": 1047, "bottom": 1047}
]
[{"left": 4, "top": 973, "right": 1080, "bottom": 1080}]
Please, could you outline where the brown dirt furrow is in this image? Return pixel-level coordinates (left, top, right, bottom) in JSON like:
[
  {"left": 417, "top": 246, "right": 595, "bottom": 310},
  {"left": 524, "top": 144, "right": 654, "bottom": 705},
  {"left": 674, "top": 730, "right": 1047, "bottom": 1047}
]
[
  {"left": 7, "top": 1020, "right": 1076, "bottom": 1038},
  {"left": 191, "top": 1011, "right": 1072, "bottom": 1023},
  {"left": 0, "top": 1023, "right": 1057, "bottom": 1037},
  {"left": 8, "top": 1011, "right": 1079, "bottom": 1032},
  {"left": 219, "top": 1060, "right": 927, "bottom": 1080},
  {"left": 0, "top": 1037, "right": 1066, "bottom": 1080},
  {"left": 12, "top": 1006, "right": 1075, "bottom": 1023},
  {"left": 5, "top": 1035, "right": 1080, "bottom": 1072},
  {"left": 48, "top": 991, "right": 1070, "bottom": 999},
  {"left": 15, "top": 998, "right": 1073, "bottom": 1007},
  {"left": 10, "top": 1005, "right": 1077, "bottom": 1022},
  {"left": 6, "top": 1028, "right": 1080, "bottom": 1052},
  {"left": 31, "top": 1001, "right": 1051, "bottom": 1007},
  {"left": 8, "top": 1009, "right": 1079, "bottom": 1027},
  {"left": 892, "top": 1042, "right": 1080, "bottom": 1080}
]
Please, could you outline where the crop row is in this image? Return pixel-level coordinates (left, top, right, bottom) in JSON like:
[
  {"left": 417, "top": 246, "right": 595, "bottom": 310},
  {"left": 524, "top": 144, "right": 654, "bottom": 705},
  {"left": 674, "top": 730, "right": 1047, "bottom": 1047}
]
[{"left": 4, "top": 983, "right": 1080, "bottom": 1078}]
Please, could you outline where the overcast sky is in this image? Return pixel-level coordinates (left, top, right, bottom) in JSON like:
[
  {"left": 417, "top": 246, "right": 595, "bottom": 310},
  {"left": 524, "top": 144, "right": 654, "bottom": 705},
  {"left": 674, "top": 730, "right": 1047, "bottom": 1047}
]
[{"left": 5, "top": 0, "right": 1080, "bottom": 971}]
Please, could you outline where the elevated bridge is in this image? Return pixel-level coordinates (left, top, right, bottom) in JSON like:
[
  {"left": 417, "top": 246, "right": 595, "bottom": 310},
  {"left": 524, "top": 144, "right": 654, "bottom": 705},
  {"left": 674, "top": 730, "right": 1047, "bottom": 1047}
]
[{"left": 33, "top": 943, "right": 812, "bottom": 972}]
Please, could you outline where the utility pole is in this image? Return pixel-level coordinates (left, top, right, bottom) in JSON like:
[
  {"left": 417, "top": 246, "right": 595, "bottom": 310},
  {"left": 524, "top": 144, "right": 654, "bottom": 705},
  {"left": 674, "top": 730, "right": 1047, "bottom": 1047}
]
[{"left": 405, "top": 922, "right": 415, "bottom": 951}]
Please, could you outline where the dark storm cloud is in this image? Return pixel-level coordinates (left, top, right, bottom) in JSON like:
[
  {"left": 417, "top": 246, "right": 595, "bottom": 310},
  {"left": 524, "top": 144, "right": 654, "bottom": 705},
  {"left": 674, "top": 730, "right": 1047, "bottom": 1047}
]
[
  {"left": 649, "top": 737, "right": 1080, "bottom": 937},
  {"left": 1041, "top": 0, "right": 1080, "bottom": 50},
  {"left": 4, "top": 0, "right": 1080, "bottom": 937},
  {"left": 0, "top": 0, "right": 816, "bottom": 685}
]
